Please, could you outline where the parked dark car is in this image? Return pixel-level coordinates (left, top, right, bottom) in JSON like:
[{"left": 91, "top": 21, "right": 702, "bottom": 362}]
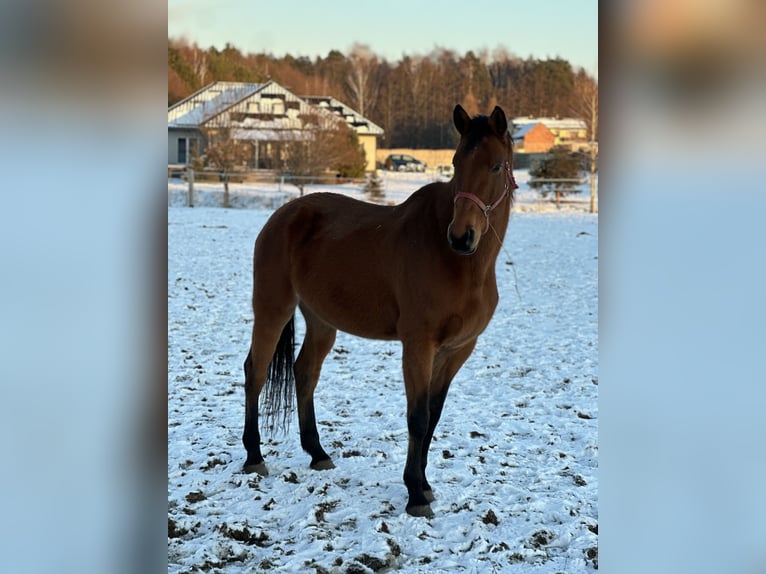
[{"left": 383, "top": 154, "right": 426, "bottom": 172}]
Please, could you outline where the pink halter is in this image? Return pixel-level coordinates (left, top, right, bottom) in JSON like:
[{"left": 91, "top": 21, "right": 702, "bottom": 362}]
[{"left": 454, "top": 161, "right": 517, "bottom": 232}]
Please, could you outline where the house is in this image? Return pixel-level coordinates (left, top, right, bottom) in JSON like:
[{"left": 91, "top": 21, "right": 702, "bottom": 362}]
[
  {"left": 512, "top": 117, "right": 589, "bottom": 151},
  {"left": 511, "top": 122, "right": 555, "bottom": 153},
  {"left": 168, "top": 81, "right": 384, "bottom": 172}
]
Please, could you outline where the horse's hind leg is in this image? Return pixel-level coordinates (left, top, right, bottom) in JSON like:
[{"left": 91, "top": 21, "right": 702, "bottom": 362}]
[
  {"left": 242, "top": 345, "right": 268, "bottom": 475},
  {"left": 295, "top": 305, "right": 336, "bottom": 470},
  {"left": 242, "top": 312, "right": 294, "bottom": 476}
]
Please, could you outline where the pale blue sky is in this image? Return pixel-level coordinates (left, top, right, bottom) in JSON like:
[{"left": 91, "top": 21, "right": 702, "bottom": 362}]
[{"left": 168, "top": 0, "right": 598, "bottom": 78}]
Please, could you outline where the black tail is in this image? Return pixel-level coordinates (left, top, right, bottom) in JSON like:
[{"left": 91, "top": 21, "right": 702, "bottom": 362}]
[{"left": 261, "top": 315, "right": 296, "bottom": 435}]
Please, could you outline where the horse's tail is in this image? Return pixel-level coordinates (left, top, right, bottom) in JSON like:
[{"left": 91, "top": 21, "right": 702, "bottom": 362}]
[{"left": 261, "top": 314, "right": 296, "bottom": 435}]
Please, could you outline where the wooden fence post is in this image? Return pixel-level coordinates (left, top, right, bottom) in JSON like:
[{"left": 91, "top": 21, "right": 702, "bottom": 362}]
[{"left": 187, "top": 167, "right": 194, "bottom": 208}]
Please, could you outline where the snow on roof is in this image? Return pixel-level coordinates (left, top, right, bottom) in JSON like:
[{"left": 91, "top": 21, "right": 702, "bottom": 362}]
[
  {"left": 231, "top": 128, "right": 309, "bottom": 142},
  {"left": 168, "top": 82, "right": 264, "bottom": 128},
  {"left": 168, "top": 82, "right": 384, "bottom": 138},
  {"left": 303, "top": 96, "right": 385, "bottom": 136},
  {"left": 512, "top": 117, "right": 587, "bottom": 131}
]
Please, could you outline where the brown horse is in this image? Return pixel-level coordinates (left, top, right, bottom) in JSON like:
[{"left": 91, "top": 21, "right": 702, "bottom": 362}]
[{"left": 242, "top": 104, "right": 517, "bottom": 517}]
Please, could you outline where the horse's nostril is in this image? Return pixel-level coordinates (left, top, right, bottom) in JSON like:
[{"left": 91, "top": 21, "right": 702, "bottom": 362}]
[{"left": 448, "top": 225, "right": 477, "bottom": 254}]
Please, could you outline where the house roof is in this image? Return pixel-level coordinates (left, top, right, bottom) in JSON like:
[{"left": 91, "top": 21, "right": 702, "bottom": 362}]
[
  {"left": 168, "top": 82, "right": 265, "bottom": 128},
  {"left": 512, "top": 123, "right": 548, "bottom": 139},
  {"left": 512, "top": 117, "right": 587, "bottom": 131},
  {"left": 168, "top": 81, "right": 384, "bottom": 138},
  {"left": 303, "top": 96, "right": 385, "bottom": 136}
]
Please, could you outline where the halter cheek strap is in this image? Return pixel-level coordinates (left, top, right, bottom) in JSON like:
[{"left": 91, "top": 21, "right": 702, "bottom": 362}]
[{"left": 454, "top": 161, "right": 518, "bottom": 232}]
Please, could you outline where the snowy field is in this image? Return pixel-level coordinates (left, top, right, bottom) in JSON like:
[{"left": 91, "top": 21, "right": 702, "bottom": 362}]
[{"left": 168, "top": 173, "right": 598, "bottom": 573}]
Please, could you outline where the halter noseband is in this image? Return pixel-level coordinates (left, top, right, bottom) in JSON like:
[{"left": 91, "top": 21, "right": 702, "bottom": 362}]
[{"left": 454, "top": 161, "right": 518, "bottom": 232}]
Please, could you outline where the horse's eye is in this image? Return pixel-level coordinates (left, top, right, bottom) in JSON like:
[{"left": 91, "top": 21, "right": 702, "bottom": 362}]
[{"left": 491, "top": 162, "right": 502, "bottom": 174}]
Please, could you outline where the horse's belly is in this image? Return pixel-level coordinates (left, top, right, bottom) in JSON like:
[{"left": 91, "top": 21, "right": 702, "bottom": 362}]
[
  {"left": 329, "top": 312, "right": 400, "bottom": 340},
  {"left": 297, "top": 283, "right": 400, "bottom": 341}
]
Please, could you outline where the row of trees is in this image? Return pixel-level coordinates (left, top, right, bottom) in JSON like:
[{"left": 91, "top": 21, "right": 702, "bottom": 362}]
[{"left": 169, "top": 39, "right": 598, "bottom": 149}]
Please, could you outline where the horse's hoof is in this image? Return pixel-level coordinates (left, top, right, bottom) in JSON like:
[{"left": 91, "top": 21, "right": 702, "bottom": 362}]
[
  {"left": 243, "top": 461, "right": 269, "bottom": 476},
  {"left": 406, "top": 504, "right": 434, "bottom": 518},
  {"left": 310, "top": 458, "right": 336, "bottom": 471},
  {"left": 424, "top": 490, "right": 435, "bottom": 503}
]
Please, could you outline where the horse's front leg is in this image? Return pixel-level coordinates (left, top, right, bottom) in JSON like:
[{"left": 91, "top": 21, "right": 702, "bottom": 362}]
[
  {"left": 421, "top": 340, "right": 478, "bottom": 502},
  {"left": 401, "top": 340, "right": 436, "bottom": 517}
]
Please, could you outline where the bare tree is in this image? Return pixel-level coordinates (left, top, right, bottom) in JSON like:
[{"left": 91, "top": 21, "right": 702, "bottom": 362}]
[
  {"left": 572, "top": 72, "right": 599, "bottom": 213},
  {"left": 192, "top": 46, "right": 208, "bottom": 85},
  {"left": 345, "top": 43, "right": 379, "bottom": 116},
  {"left": 200, "top": 127, "right": 249, "bottom": 208},
  {"left": 281, "top": 112, "right": 366, "bottom": 196}
]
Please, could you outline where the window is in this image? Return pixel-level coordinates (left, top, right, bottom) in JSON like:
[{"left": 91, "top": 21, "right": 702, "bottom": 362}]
[
  {"left": 177, "top": 137, "right": 198, "bottom": 165},
  {"left": 177, "top": 138, "right": 187, "bottom": 164}
]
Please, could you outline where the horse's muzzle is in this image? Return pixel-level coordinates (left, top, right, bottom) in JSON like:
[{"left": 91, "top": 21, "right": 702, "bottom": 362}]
[{"left": 448, "top": 224, "right": 477, "bottom": 255}]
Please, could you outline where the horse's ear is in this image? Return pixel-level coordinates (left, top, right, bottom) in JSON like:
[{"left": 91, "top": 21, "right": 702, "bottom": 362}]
[
  {"left": 453, "top": 104, "right": 471, "bottom": 136},
  {"left": 488, "top": 106, "right": 508, "bottom": 137}
]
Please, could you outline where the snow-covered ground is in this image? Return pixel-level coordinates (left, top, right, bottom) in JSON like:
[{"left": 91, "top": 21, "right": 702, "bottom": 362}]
[{"left": 168, "top": 172, "right": 598, "bottom": 573}]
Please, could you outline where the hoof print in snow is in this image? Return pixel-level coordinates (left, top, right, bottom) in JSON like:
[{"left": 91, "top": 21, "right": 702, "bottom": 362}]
[
  {"left": 573, "top": 474, "right": 587, "bottom": 486},
  {"left": 201, "top": 457, "right": 226, "bottom": 470},
  {"left": 585, "top": 546, "right": 598, "bottom": 569},
  {"left": 481, "top": 509, "right": 500, "bottom": 526},
  {"left": 184, "top": 491, "right": 206, "bottom": 504},
  {"left": 314, "top": 500, "right": 340, "bottom": 522},
  {"left": 527, "top": 529, "right": 555, "bottom": 549},
  {"left": 168, "top": 517, "right": 188, "bottom": 539},
  {"left": 218, "top": 522, "right": 270, "bottom": 547},
  {"left": 354, "top": 553, "right": 390, "bottom": 572}
]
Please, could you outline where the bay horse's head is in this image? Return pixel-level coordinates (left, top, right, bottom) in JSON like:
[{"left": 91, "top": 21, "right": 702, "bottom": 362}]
[{"left": 447, "top": 104, "right": 516, "bottom": 255}]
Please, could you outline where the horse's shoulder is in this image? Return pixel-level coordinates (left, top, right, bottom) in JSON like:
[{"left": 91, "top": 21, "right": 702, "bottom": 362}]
[{"left": 397, "top": 181, "right": 452, "bottom": 218}]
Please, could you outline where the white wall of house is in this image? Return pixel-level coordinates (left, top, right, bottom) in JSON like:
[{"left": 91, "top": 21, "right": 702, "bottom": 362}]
[{"left": 168, "top": 129, "right": 201, "bottom": 165}]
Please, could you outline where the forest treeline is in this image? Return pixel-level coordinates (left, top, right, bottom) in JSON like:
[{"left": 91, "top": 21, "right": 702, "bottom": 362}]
[{"left": 169, "top": 39, "right": 598, "bottom": 149}]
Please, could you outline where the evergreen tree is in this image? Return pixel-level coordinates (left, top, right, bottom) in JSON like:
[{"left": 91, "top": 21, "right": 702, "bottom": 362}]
[
  {"left": 363, "top": 170, "right": 384, "bottom": 202},
  {"left": 529, "top": 146, "right": 584, "bottom": 209}
]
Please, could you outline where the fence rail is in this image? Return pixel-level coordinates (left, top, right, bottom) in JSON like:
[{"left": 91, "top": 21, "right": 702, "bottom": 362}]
[
  {"left": 528, "top": 178, "right": 589, "bottom": 184},
  {"left": 169, "top": 167, "right": 373, "bottom": 208},
  {"left": 169, "top": 167, "right": 598, "bottom": 213},
  {"left": 168, "top": 167, "right": 367, "bottom": 186}
]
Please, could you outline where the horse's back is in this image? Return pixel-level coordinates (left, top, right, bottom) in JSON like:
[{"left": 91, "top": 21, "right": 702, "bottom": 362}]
[{"left": 257, "top": 186, "right": 450, "bottom": 252}]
